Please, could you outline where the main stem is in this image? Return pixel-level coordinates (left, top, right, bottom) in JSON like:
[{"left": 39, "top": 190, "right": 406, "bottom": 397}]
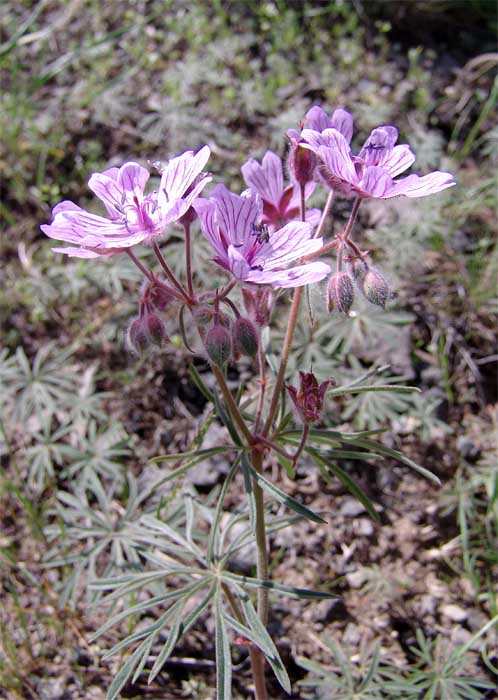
[
  {"left": 213, "top": 367, "right": 268, "bottom": 700},
  {"left": 262, "top": 186, "right": 335, "bottom": 437}
]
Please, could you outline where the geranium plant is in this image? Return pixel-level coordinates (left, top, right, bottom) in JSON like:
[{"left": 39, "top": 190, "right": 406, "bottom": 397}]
[{"left": 41, "top": 105, "right": 455, "bottom": 700}]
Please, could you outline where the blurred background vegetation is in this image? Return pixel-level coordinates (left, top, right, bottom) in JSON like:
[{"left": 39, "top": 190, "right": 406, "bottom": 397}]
[{"left": 1, "top": 1, "right": 497, "bottom": 699}]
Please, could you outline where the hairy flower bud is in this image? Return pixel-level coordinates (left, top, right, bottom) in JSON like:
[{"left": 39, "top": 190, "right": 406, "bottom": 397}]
[
  {"left": 346, "top": 256, "right": 369, "bottom": 283},
  {"left": 327, "top": 271, "right": 354, "bottom": 314},
  {"left": 233, "top": 317, "right": 259, "bottom": 358},
  {"left": 127, "top": 317, "right": 149, "bottom": 353},
  {"left": 205, "top": 325, "right": 232, "bottom": 367},
  {"left": 146, "top": 313, "right": 167, "bottom": 346},
  {"left": 242, "top": 287, "right": 274, "bottom": 328},
  {"left": 192, "top": 304, "right": 214, "bottom": 328},
  {"left": 288, "top": 138, "right": 316, "bottom": 186},
  {"left": 361, "top": 267, "right": 391, "bottom": 309}
]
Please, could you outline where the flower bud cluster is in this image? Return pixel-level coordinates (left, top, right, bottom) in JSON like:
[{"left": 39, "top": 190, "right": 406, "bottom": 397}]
[
  {"left": 126, "top": 277, "right": 178, "bottom": 353},
  {"left": 127, "top": 312, "right": 167, "bottom": 353},
  {"left": 327, "top": 256, "right": 394, "bottom": 314},
  {"left": 196, "top": 305, "right": 260, "bottom": 368}
]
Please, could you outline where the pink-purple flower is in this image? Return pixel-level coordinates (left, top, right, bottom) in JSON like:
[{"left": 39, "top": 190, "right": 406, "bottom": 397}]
[
  {"left": 41, "top": 147, "right": 211, "bottom": 257},
  {"left": 194, "top": 184, "right": 330, "bottom": 288},
  {"left": 241, "top": 150, "right": 320, "bottom": 229},
  {"left": 287, "top": 105, "right": 354, "bottom": 144},
  {"left": 300, "top": 122, "right": 455, "bottom": 199}
]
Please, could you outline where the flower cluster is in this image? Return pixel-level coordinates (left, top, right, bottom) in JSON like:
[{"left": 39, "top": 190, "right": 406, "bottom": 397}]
[{"left": 41, "top": 104, "right": 456, "bottom": 361}]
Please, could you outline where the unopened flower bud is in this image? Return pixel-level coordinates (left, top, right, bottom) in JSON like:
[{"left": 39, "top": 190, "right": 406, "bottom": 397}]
[
  {"left": 127, "top": 317, "right": 149, "bottom": 353},
  {"left": 205, "top": 325, "right": 232, "bottom": 367},
  {"left": 146, "top": 313, "right": 167, "bottom": 346},
  {"left": 192, "top": 304, "right": 214, "bottom": 328},
  {"left": 242, "top": 287, "right": 274, "bottom": 328},
  {"left": 346, "top": 256, "right": 369, "bottom": 283},
  {"left": 288, "top": 138, "right": 316, "bottom": 186},
  {"left": 361, "top": 267, "right": 391, "bottom": 309},
  {"left": 233, "top": 317, "right": 259, "bottom": 358},
  {"left": 327, "top": 271, "right": 354, "bottom": 314}
]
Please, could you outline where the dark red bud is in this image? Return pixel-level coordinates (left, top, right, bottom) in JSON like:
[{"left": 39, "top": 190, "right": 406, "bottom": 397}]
[
  {"left": 205, "top": 325, "right": 232, "bottom": 367},
  {"left": 233, "top": 317, "right": 259, "bottom": 358},
  {"left": 288, "top": 140, "right": 316, "bottom": 186},
  {"left": 327, "top": 271, "right": 354, "bottom": 314}
]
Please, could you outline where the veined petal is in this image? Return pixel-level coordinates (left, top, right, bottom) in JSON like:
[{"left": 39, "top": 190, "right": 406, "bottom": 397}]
[
  {"left": 88, "top": 173, "right": 125, "bottom": 217},
  {"left": 42, "top": 210, "right": 138, "bottom": 247},
  {"left": 331, "top": 108, "right": 354, "bottom": 144},
  {"left": 211, "top": 184, "right": 261, "bottom": 248},
  {"left": 381, "top": 145, "right": 416, "bottom": 177},
  {"left": 254, "top": 221, "right": 320, "bottom": 267},
  {"left": 357, "top": 166, "right": 395, "bottom": 198},
  {"left": 305, "top": 106, "right": 332, "bottom": 132},
  {"left": 160, "top": 145, "right": 211, "bottom": 202},
  {"left": 245, "top": 261, "right": 330, "bottom": 288},
  {"left": 241, "top": 151, "right": 284, "bottom": 207},
  {"left": 194, "top": 197, "right": 228, "bottom": 261},
  {"left": 360, "top": 126, "right": 399, "bottom": 160},
  {"left": 51, "top": 245, "right": 122, "bottom": 258},
  {"left": 117, "top": 162, "right": 150, "bottom": 196},
  {"left": 227, "top": 244, "right": 252, "bottom": 280},
  {"left": 390, "top": 171, "right": 456, "bottom": 198},
  {"left": 316, "top": 133, "right": 358, "bottom": 185},
  {"left": 52, "top": 200, "right": 83, "bottom": 215}
]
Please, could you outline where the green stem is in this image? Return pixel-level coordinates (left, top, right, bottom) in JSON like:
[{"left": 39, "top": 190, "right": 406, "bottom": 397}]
[
  {"left": 213, "top": 371, "right": 268, "bottom": 700},
  {"left": 222, "top": 583, "right": 267, "bottom": 700},
  {"left": 212, "top": 366, "right": 253, "bottom": 444},
  {"left": 183, "top": 222, "right": 194, "bottom": 299}
]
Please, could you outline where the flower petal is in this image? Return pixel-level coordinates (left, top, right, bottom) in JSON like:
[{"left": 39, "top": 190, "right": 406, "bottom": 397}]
[
  {"left": 160, "top": 145, "right": 211, "bottom": 203},
  {"left": 211, "top": 184, "right": 261, "bottom": 249},
  {"left": 117, "top": 162, "right": 150, "bottom": 195},
  {"left": 245, "top": 261, "right": 330, "bottom": 288},
  {"left": 241, "top": 151, "right": 284, "bottom": 208},
  {"left": 357, "top": 166, "right": 395, "bottom": 198},
  {"left": 390, "top": 171, "right": 456, "bottom": 198},
  {"left": 331, "top": 108, "right": 354, "bottom": 144},
  {"left": 305, "top": 106, "right": 332, "bottom": 132}
]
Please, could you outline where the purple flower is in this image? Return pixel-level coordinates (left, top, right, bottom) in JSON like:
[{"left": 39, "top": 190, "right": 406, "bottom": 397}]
[
  {"left": 286, "top": 371, "right": 333, "bottom": 424},
  {"left": 41, "top": 147, "right": 211, "bottom": 257},
  {"left": 287, "top": 105, "right": 354, "bottom": 144},
  {"left": 241, "top": 150, "right": 320, "bottom": 229},
  {"left": 194, "top": 185, "right": 330, "bottom": 288},
  {"left": 301, "top": 125, "right": 455, "bottom": 199}
]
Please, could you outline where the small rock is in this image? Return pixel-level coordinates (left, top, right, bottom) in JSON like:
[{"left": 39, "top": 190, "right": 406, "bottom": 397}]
[
  {"left": 441, "top": 603, "right": 467, "bottom": 622},
  {"left": 456, "top": 436, "right": 481, "bottom": 461},
  {"left": 354, "top": 518, "right": 374, "bottom": 537},
  {"left": 340, "top": 497, "right": 366, "bottom": 517}
]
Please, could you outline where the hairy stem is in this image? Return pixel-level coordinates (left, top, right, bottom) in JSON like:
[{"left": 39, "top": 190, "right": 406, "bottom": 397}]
[
  {"left": 125, "top": 248, "right": 154, "bottom": 281},
  {"left": 212, "top": 365, "right": 253, "bottom": 444},
  {"left": 261, "top": 189, "right": 336, "bottom": 436},
  {"left": 152, "top": 242, "right": 193, "bottom": 306},
  {"left": 183, "top": 222, "right": 194, "bottom": 298},
  {"left": 304, "top": 195, "right": 362, "bottom": 261},
  {"left": 222, "top": 584, "right": 267, "bottom": 700},
  {"left": 253, "top": 339, "right": 267, "bottom": 435}
]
